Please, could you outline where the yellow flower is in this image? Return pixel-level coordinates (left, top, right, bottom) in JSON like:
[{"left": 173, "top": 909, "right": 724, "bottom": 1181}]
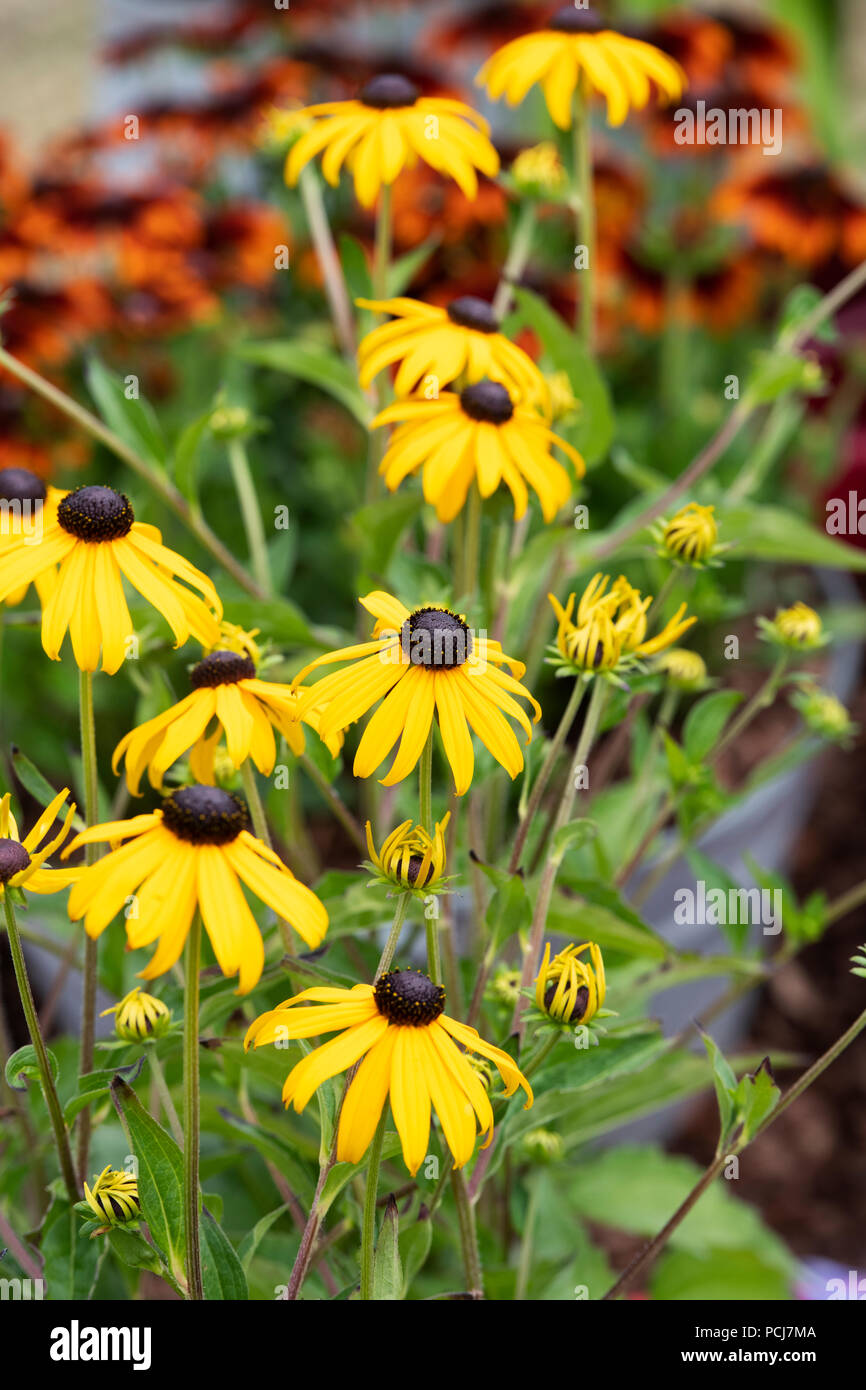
[
  {"left": 83, "top": 1167, "right": 140, "bottom": 1227},
  {"left": 535, "top": 941, "right": 606, "bottom": 1024},
  {"left": 293, "top": 590, "right": 540, "bottom": 797},
  {"left": 357, "top": 296, "right": 550, "bottom": 414},
  {"left": 546, "top": 370, "right": 580, "bottom": 423},
  {"left": 366, "top": 813, "right": 450, "bottom": 892},
  {"left": 113, "top": 647, "right": 340, "bottom": 794},
  {"left": 0, "top": 789, "right": 78, "bottom": 896},
  {"left": 0, "top": 468, "right": 63, "bottom": 609},
  {"left": 100, "top": 986, "right": 170, "bottom": 1042},
  {"left": 659, "top": 503, "right": 720, "bottom": 566},
  {"left": 655, "top": 648, "right": 708, "bottom": 691},
  {"left": 62, "top": 786, "right": 328, "bottom": 994},
  {"left": 0, "top": 484, "right": 222, "bottom": 673},
  {"left": 373, "top": 382, "right": 583, "bottom": 523},
  {"left": 767, "top": 602, "right": 824, "bottom": 650},
  {"left": 477, "top": 7, "right": 685, "bottom": 130},
  {"left": 245, "top": 973, "right": 533, "bottom": 1175},
  {"left": 284, "top": 76, "right": 499, "bottom": 209},
  {"left": 511, "top": 141, "right": 567, "bottom": 197},
  {"left": 791, "top": 684, "right": 855, "bottom": 742},
  {"left": 550, "top": 574, "right": 696, "bottom": 674}
]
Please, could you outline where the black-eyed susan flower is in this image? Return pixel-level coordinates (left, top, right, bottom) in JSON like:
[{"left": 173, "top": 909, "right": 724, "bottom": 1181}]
[
  {"left": 759, "top": 601, "right": 826, "bottom": 652},
  {"left": 357, "top": 296, "right": 550, "bottom": 413},
  {"left": 245, "top": 972, "right": 533, "bottom": 1174},
  {"left": 550, "top": 574, "right": 696, "bottom": 676},
  {"left": 101, "top": 986, "right": 171, "bottom": 1042},
  {"left": 510, "top": 141, "right": 568, "bottom": 198},
  {"left": 83, "top": 1166, "right": 140, "bottom": 1228},
  {"left": 0, "top": 788, "right": 78, "bottom": 896},
  {"left": 656, "top": 502, "right": 726, "bottom": 567},
  {"left": 373, "top": 381, "right": 583, "bottom": 522},
  {"left": 655, "top": 647, "right": 709, "bottom": 692},
  {"left": 61, "top": 785, "right": 328, "bottom": 994},
  {"left": 790, "top": 684, "right": 856, "bottom": 743},
  {"left": 294, "top": 590, "right": 540, "bottom": 797},
  {"left": 284, "top": 75, "right": 499, "bottom": 209},
  {"left": 535, "top": 940, "right": 606, "bottom": 1025},
  {"left": 366, "top": 813, "right": 450, "bottom": 893},
  {"left": 113, "top": 646, "right": 339, "bottom": 794},
  {"left": 0, "top": 484, "right": 222, "bottom": 673},
  {"left": 477, "top": 7, "right": 685, "bottom": 130},
  {"left": 0, "top": 467, "right": 62, "bottom": 609}
]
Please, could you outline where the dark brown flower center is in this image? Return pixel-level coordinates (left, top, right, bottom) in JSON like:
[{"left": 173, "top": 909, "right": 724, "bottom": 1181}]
[
  {"left": 405, "top": 854, "right": 427, "bottom": 886},
  {"left": 545, "top": 982, "right": 590, "bottom": 1021},
  {"left": 447, "top": 297, "right": 499, "bottom": 334},
  {"left": 190, "top": 650, "right": 256, "bottom": 688},
  {"left": 161, "top": 785, "right": 249, "bottom": 845},
  {"left": 401, "top": 607, "right": 472, "bottom": 669},
  {"left": 0, "top": 837, "right": 31, "bottom": 884},
  {"left": 460, "top": 379, "right": 514, "bottom": 424},
  {"left": 57, "top": 485, "right": 134, "bottom": 542},
  {"left": 359, "top": 74, "right": 420, "bottom": 109},
  {"left": 0, "top": 467, "right": 47, "bottom": 506},
  {"left": 549, "top": 6, "right": 605, "bottom": 35},
  {"left": 374, "top": 969, "right": 445, "bottom": 1026}
]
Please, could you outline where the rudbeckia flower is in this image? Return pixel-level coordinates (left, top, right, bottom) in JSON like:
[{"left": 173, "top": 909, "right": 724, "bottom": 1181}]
[
  {"left": 655, "top": 647, "right": 709, "bottom": 692},
  {"left": 0, "top": 467, "right": 62, "bottom": 609},
  {"left": 366, "top": 813, "right": 450, "bottom": 892},
  {"left": 0, "top": 788, "right": 79, "bottom": 896},
  {"left": 657, "top": 502, "right": 723, "bottom": 567},
  {"left": 61, "top": 785, "right": 328, "bottom": 994},
  {"left": 284, "top": 74, "right": 499, "bottom": 209},
  {"left": 113, "top": 646, "right": 340, "bottom": 794},
  {"left": 83, "top": 1167, "right": 140, "bottom": 1228},
  {"left": 100, "top": 986, "right": 170, "bottom": 1042},
  {"left": 759, "top": 602, "right": 826, "bottom": 652},
  {"left": 0, "top": 484, "right": 222, "bottom": 673},
  {"left": 477, "top": 6, "right": 686, "bottom": 130},
  {"left": 550, "top": 573, "right": 696, "bottom": 674},
  {"left": 293, "top": 590, "right": 541, "bottom": 797},
  {"left": 356, "top": 296, "right": 550, "bottom": 413},
  {"left": 245, "top": 971, "right": 533, "bottom": 1174},
  {"left": 372, "top": 380, "right": 583, "bottom": 522},
  {"left": 535, "top": 941, "right": 605, "bottom": 1024}
]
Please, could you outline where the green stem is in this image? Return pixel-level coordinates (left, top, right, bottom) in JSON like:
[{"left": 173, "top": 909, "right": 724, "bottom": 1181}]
[
  {"left": 359, "top": 1110, "right": 388, "bottom": 1300},
  {"left": 376, "top": 892, "right": 411, "bottom": 980},
  {"left": 297, "top": 165, "right": 357, "bottom": 360},
  {"left": 149, "top": 1049, "right": 184, "bottom": 1146},
  {"left": 451, "top": 1167, "right": 484, "bottom": 1298},
  {"left": 3, "top": 890, "right": 78, "bottom": 1203},
  {"left": 509, "top": 676, "right": 587, "bottom": 873},
  {"left": 419, "top": 728, "right": 433, "bottom": 832},
  {"left": 366, "top": 183, "right": 393, "bottom": 504},
  {"left": 76, "top": 668, "right": 99, "bottom": 1184},
  {"left": 300, "top": 753, "right": 366, "bottom": 854},
  {"left": 713, "top": 654, "right": 788, "bottom": 758},
  {"left": 227, "top": 438, "right": 272, "bottom": 598},
  {"left": 573, "top": 80, "right": 595, "bottom": 350},
  {"left": 463, "top": 482, "right": 483, "bottom": 608},
  {"left": 183, "top": 913, "right": 203, "bottom": 1301},
  {"left": 492, "top": 203, "right": 537, "bottom": 320},
  {"left": 515, "top": 1178, "right": 540, "bottom": 1300}
]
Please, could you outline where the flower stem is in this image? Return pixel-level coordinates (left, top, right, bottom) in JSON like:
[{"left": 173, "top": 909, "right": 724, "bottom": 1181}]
[
  {"left": 76, "top": 668, "right": 99, "bottom": 1184},
  {"left": 514, "top": 1177, "right": 540, "bottom": 1300},
  {"left": 3, "top": 890, "right": 78, "bottom": 1204},
  {"left": 183, "top": 912, "right": 204, "bottom": 1301},
  {"left": 418, "top": 730, "right": 440, "bottom": 982},
  {"left": 492, "top": 203, "right": 538, "bottom": 320},
  {"left": 451, "top": 1167, "right": 484, "bottom": 1298},
  {"left": 463, "top": 481, "right": 483, "bottom": 607},
  {"left": 300, "top": 753, "right": 366, "bottom": 854},
  {"left": 572, "top": 79, "right": 595, "bottom": 350},
  {"left": 148, "top": 1049, "right": 184, "bottom": 1146},
  {"left": 376, "top": 892, "right": 411, "bottom": 980},
  {"left": 359, "top": 1110, "right": 388, "bottom": 1300},
  {"left": 365, "top": 183, "right": 393, "bottom": 504},
  {"left": 508, "top": 676, "right": 587, "bottom": 873},
  {"left": 227, "top": 437, "right": 272, "bottom": 598},
  {"left": 297, "top": 166, "right": 357, "bottom": 360}
]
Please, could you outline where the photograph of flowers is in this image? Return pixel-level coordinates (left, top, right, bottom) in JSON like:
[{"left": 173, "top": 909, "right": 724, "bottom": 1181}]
[{"left": 1, "top": 0, "right": 865, "bottom": 1327}]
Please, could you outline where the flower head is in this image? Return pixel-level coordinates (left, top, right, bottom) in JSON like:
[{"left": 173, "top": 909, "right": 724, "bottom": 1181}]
[
  {"left": 62, "top": 785, "right": 328, "bottom": 994},
  {"left": 519, "top": 1128, "right": 565, "bottom": 1164},
  {"left": 357, "top": 296, "right": 550, "bottom": 414},
  {"left": 510, "top": 141, "right": 567, "bottom": 198},
  {"left": 790, "top": 684, "right": 856, "bottom": 744},
  {"left": 245, "top": 972, "right": 533, "bottom": 1174},
  {"left": 293, "top": 590, "right": 540, "bottom": 796},
  {"left": 0, "top": 789, "right": 78, "bottom": 896},
  {"left": 0, "top": 483, "right": 222, "bottom": 673},
  {"left": 366, "top": 813, "right": 450, "bottom": 893},
  {"left": 373, "top": 380, "right": 583, "bottom": 522},
  {"left": 549, "top": 574, "right": 696, "bottom": 675},
  {"left": 657, "top": 502, "right": 723, "bottom": 567},
  {"left": 0, "top": 467, "right": 63, "bottom": 610},
  {"left": 760, "top": 602, "right": 825, "bottom": 652},
  {"left": 655, "top": 647, "right": 708, "bottom": 692},
  {"left": 535, "top": 941, "right": 606, "bottom": 1025},
  {"left": 83, "top": 1166, "right": 140, "bottom": 1228},
  {"left": 101, "top": 986, "right": 171, "bottom": 1042},
  {"left": 284, "top": 77, "right": 499, "bottom": 208},
  {"left": 477, "top": 7, "right": 685, "bottom": 130}
]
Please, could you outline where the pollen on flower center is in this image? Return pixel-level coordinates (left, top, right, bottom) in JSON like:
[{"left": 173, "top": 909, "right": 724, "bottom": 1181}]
[
  {"left": 57, "top": 485, "right": 134, "bottom": 542},
  {"left": 0, "top": 467, "right": 47, "bottom": 505},
  {"left": 190, "top": 649, "right": 257, "bottom": 688},
  {"left": 460, "top": 380, "right": 514, "bottom": 425},
  {"left": 402, "top": 606, "right": 473, "bottom": 669},
  {"left": 374, "top": 969, "right": 445, "bottom": 1025},
  {"left": 548, "top": 6, "right": 605, "bottom": 34},
  {"left": 161, "top": 785, "right": 249, "bottom": 845},
  {"left": 0, "top": 837, "right": 31, "bottom": 883},
  {"left": 359, "top": 74, "right": 420, "bottom": 109},
  {"left": 447, "top": 296, "right": 499, "bottom": 334}
]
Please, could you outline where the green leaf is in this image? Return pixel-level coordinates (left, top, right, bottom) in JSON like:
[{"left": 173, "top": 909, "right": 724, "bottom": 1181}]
[
  {"left": 400, "top": 1208, "right": 433, "bottom": 1297},
  {"left": 351, "top": 492, "right": 424, "bottom": 582},
  {"left": 549, "top": 818, "right": 597, "bottom": 865},
  {"left": 684, "top": 849, "right": 750, "bottom": 951},
  {"left": 745, "top": 349, "right": 823, "bottom": 404},
  {"left": 111, "top": 1077, "right": 185, "bottom": 1282},
  {"left": 108, "top": 1226, "right": 166, "bottom": 1278},
  {"left": 172, "top": 410, "right": 212, "bottom": 506},
  {"left": 6, "top": 1043, "right": 58, "bottom": 1092},
  {"left": 701, "top": 1031, "right": 738, "bottom": 1141},
  {"left": 41, "top": 1196, "right": 104, "bottom": 1300},
  {"left": 317, "top": 1132, "right": 403, "bottom": 1218},
  {"left": 237, "top": 341, "right": 371, "bottom": 426},
  {"left": 200, "top": 1209, "right": 248, "bottom": 1301},
  {"left": 85, "top": 357, "right": 167, "bottom": 467},
  {"left": 778, "top": 284, "right": 836, "bottom": 345},
  {"left": 387, "top": 236, "right": 440, "bottom": 296},
  {"left": 9, "top": 749, "right": 83, "bottom": 831},
  {"left": 546, "top": 898, "right": 668, "bottom": 959},
  {"left": 339, "top": 233, "right": 373, "bottom": 303},
  {"left": 718, "top": 502, "right": 866, "bottom": 571},
  {"left": 734, "top": 1057, "right": 780, "bottom": 1143},
  {"left": 651, "top": 1246, "right": 791, "bottom": 1301},
  {"left": 683, "top": 691, "right": 742, "bottom": 762},
  {"left": 485, "top": 870, "right": 532, "bottom": 950},
  {"left": 506, "top": 286, "right": 614, "bottom": 465},
  {"left": 238, "top": 1204, "right": 291, "bottom": 1275},
  {"left": 371, "top": 1195, "right": 402, "bottom": 1300}
]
